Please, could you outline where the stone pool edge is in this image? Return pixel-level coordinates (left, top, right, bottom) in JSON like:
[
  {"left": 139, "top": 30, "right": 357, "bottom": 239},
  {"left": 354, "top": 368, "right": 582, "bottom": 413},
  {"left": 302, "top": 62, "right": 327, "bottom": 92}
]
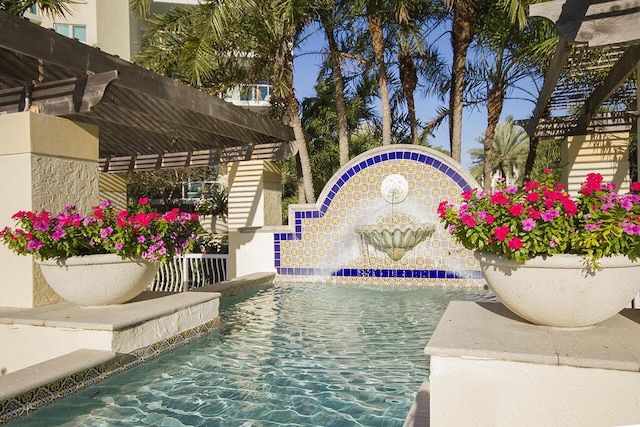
[{"left": 0, "top": 272, "right": 275, "bottom": 423}]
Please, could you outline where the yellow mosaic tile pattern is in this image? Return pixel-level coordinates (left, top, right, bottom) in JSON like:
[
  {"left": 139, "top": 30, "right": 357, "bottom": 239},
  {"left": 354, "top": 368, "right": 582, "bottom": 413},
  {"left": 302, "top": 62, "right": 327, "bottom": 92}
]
[{"left": 278, "top": 150, "right": 486, "bottom": 288}]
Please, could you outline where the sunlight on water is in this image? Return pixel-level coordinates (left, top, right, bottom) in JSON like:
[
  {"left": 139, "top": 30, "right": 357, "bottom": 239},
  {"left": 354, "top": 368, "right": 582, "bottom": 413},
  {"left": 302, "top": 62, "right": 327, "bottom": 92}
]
[{"left": 12, "top": 283, "right": 494, "bottom": 427}]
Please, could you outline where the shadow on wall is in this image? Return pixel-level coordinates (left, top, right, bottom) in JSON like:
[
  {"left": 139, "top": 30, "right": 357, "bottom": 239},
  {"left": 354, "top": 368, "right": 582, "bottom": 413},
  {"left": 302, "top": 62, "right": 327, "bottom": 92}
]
[
  {"left": 562, "top": 132, "right": 631, "bottom": 194},
  {"left": 274, "top": 144, "right": 486, "bottom": 287}
]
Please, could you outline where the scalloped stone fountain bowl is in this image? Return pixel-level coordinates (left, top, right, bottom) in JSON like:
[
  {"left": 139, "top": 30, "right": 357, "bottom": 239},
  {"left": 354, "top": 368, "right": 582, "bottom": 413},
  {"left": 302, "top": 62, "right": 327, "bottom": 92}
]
[{"left": 355, "top": 223, "right": 435, "bottom": 261}]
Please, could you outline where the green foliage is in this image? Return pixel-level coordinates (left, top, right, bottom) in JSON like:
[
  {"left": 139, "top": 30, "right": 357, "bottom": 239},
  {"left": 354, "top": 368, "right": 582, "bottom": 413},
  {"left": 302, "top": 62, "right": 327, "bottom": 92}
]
[
  {"left": 193, "top": 234, "right": 228, "bottom": 254},
  {"left": 1, "top": 0, "right": 72, "bottom": 17},
  {"left": 439, "top": 172, "right": 640, "bottom": 270},
  {"left": 195, "top": 184, "right": 228, "bottom": 220},
  {"left": 469, "top": 117, "right": 529, "bottom": 185},
  {"left": 126, "top": 166, "right": 220, "bottom": 211}
]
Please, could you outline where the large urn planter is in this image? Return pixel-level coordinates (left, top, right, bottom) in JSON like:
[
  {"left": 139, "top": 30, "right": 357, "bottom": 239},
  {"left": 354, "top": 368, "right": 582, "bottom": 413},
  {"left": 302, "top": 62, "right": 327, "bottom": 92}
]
[
  {"left": 38, "top": 254, "right": 159, "bottom": 307},
  {"left": 475, "top": 251, "right": 640, "bottom": 328}
]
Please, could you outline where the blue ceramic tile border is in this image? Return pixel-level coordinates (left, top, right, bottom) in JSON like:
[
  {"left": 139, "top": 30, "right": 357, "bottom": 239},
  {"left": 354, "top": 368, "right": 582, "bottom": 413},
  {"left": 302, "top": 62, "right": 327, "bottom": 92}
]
[
  {"left": 274, "top": 150, "right": 480, "bottom": 280},
  {"left": 275, "top": 267, "right": 483, "bottom": 279}
]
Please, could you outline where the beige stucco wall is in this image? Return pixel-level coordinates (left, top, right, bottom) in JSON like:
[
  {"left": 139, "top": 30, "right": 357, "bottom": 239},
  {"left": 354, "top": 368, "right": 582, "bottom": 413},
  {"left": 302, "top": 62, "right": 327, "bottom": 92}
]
[
  {"left": 39, "top": 1, "right": 99, "bottom": 48},
  {"left": 562, "top": 133, "right": 631, "bottom": 195},
  {"left": 429, "top": 355, "right": 640, "bottom": 427},
  {"left": 99, "top": 173, "right": 127, "bottom": 210},
  {"left": 226, "top": 161, "right": 282, "bottom": 279},
  {"left": 95, "top": 0, "right": 134, "bottom": 60},
  {"left": 227, "top": 161, "right": 282, "bottom": 230},
  {"left": 0, "top": 112, "right": 100, "bottom": 308}
]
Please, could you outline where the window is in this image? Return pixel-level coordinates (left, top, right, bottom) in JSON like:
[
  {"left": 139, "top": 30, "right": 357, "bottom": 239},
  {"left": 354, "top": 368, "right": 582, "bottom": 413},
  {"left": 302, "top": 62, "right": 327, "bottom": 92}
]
[{"left": 54, "top": 24, "right": 87, "bottom": 43}]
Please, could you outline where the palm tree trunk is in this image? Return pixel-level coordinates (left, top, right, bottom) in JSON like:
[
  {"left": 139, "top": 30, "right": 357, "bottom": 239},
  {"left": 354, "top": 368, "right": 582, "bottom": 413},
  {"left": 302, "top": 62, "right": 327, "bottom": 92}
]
[
  {"left": 320, "top": 9, "right": 351, "bottom": 166},
  {"left": 483, "top": 85, "right": 505, "bottom": 191},
  {"left": 284, "top": 91, "right": 316, "bottom": 204},
  {"left": 368, "top": 14, "right": 392, "bottom": 146},
  {"left": 273, "top": 29, "right": 315, "bottom": 204},
  {"left": 449, "top": 0, "right": 477, "bottom": 162},
  {"left": 295, "top": 154, "right": 306, "bottom": 203},
  {"left": 398, "top": 47, "right": 418, "bottom": 144}
]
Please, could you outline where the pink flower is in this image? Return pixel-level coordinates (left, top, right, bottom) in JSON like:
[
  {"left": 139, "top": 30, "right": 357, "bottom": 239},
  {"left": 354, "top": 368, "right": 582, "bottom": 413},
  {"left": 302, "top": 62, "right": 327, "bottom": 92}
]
[
  {"left": 562, "top": 198, "right": 578, "bottom": 215},
  {"left": 490, "top": 192, "right": 510, "bottom": 205},
  {"left": 461, "top": 190, "right": 473, "bottom": 201},
  {"left": 460, "top": 213, "right": 476, "bottom": 228},
  {"left": 541, "top": 210, "right": 559, "bottom": 222},
  {"left": 507, "top": 236, "right": 523, "bottom": 250},
  {"left": 525, "top": 181, "right": 539, "bottom": 192},
  {"left": 584, "top": 222, "right": 601, "bottom": 231},
  {"left": 526, "top": 192, "right": 539, "bottom": 202},
  {"left": 494, "top": 226, "right": 509, "bottom": 241},
  {"left": 437, "top": 201, "right": 450, "bottom": 219},
  {"left": 100, "top": 227, "right": 113, "bottom": 238},
  {"left": 51, "top": 229, "right": 66, "bottom": 241},
  {"left": 114, "top": 242, "right": 124, "bottom": 250},
  {"left": 521, "top": 218, "right": 536, "bottom": 231},
  {"left": 27, "top": 240, "right": 42, "bottom": 250},
  {"left": 138, "top": 197, "right": 150, "bottom": 205},
  {"left": 508, "top": 204, "right": 524, "bottom": 216}
]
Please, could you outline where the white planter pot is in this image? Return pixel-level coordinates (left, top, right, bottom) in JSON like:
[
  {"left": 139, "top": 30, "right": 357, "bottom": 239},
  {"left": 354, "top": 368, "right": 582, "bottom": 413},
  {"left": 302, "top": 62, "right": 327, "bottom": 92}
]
[
  {"left": 199, "top": 215, "right": 228, "bottom": 234},
  {"left": 38, "top": 254, "right": 159, "bottom": 306},
  {"left": 475, "top": 251, "right": 640, "bottom": 328}
]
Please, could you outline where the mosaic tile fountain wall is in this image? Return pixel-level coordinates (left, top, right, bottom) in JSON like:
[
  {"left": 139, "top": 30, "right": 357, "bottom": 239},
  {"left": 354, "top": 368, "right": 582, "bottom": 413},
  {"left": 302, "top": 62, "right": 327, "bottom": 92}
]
[{"left": 275, "top": 145, "right": 486, "bottom": 287}]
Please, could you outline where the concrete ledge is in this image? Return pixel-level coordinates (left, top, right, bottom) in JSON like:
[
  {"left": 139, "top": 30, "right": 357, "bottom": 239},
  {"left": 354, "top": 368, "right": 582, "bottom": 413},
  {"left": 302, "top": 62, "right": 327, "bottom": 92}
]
[
  {"left": 426, "top": 301, "right": 640, "bottom": 371},
  {"left": 0, "top": 291, "right": 221, "bottom": 374},
  {"left": 425, "top": 301, "right": 640, "bottom": 427},
  {"left": 0, "top": 349, "right": 115, "bottom": 401},
  {"left": 192, "top": 272, "right": 275, "bottom": 297},
  {"left": 403, "top": 381, "right": 430, "bottom": 427}
]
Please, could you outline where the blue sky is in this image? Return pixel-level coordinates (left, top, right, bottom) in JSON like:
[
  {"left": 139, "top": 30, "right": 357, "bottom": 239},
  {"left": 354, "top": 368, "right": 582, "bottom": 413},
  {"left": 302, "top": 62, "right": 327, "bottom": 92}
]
[{"left": 292, "top": 25, "right": 538, "bottom": 169}]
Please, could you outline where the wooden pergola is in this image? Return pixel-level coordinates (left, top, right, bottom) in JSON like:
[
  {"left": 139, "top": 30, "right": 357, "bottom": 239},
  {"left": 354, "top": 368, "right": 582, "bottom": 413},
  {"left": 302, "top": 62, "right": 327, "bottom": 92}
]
[
  {"left": 525, "top": 0, "right": 640, "bottom": 141},
  {"left": 0, "top": 12, "right": 296, "bottom": 173}
]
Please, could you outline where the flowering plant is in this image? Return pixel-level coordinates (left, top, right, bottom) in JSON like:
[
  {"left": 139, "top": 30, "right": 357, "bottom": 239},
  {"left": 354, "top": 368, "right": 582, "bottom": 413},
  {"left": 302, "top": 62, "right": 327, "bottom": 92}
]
[
  {"left": 438, "top": 171, "right": 640, "bottom": 269},
  {"left": 0, "top": 199, "right": 200, "bottom": 263}
]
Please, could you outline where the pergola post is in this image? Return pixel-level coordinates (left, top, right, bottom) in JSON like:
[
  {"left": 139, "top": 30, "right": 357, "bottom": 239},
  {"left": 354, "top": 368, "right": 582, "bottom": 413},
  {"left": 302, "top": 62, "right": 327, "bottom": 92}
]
[
  {"left": 227, "top": 161, "right": 282, "bottom": 279},
  {"left": 0, "top": 112, "right": 100, "bottom": 308}
]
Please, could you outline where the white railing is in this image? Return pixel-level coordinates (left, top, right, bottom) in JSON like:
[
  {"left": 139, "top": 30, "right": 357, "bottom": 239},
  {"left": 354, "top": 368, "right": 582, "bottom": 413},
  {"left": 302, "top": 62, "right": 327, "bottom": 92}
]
[{"left": 151, "top": 254, "right": 228, "bottom": 292}]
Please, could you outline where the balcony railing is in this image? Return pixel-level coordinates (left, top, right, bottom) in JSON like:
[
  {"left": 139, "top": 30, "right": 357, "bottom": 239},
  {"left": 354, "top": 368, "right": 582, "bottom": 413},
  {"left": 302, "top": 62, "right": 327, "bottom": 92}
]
[
  {"left": 151, "top": 253, "right": 228, "bottom": 292},
  {"left": 222, "top": 83, "right": 272, "bottom": 103}
]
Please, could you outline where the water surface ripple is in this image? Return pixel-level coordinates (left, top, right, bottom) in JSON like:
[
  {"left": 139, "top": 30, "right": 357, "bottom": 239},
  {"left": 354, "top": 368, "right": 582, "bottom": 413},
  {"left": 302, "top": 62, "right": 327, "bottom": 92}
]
[{"left": 11, "top": 283, "right": 494, "bottom": 426}]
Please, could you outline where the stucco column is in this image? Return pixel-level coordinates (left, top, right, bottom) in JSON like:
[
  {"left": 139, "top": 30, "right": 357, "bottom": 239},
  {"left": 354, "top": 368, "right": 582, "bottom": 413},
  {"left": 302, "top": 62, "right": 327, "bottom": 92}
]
[
  {"left": 227, "top": 161, "right": 282, "bottom": 279},
  {"left": 0, "top": 112, "right": 100, "bottom": 308}
]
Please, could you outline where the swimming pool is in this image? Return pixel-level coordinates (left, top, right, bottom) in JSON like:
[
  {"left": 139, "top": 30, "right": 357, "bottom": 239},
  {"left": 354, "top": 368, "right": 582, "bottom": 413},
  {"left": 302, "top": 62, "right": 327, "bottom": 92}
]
[{"left": 11, "top": 283, "right": 494, "bottom": 426}]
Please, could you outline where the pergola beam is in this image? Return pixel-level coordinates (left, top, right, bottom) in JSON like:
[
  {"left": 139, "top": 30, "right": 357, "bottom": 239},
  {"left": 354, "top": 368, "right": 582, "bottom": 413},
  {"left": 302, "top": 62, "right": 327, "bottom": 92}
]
[
  {"left": 525, "top": 36, "right": 573, "bottom": 137},
  {"left": 575, "top": 44, "right": 640, "bottom": 133},
  {"left": 530, "top": 0, "right": 640, "bottom": 47}
]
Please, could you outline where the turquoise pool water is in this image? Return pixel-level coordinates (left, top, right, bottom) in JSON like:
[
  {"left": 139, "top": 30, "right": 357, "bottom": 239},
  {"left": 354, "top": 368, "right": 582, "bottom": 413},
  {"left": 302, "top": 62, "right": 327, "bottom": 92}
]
[{"left": 11, "top": 283, "right": 494, "bottom": 426}]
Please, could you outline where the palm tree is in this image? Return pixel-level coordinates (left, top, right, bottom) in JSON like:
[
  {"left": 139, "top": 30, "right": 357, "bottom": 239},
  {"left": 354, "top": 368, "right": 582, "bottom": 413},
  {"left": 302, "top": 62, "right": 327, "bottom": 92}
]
[
  {"left": 131, "top": 0, "right": 317, "bottom": 203},
  {"left": 445, "top": 0, "right": 533, "bottom": 163},
  {"left": 469, "top": 1, "right": 554, "bottom": 189},
  {"left": 391, "top": 0, "right": 445, "bottom": 145},
  {"left": 355, "top": 0, "right": 393, "bottom": 145},
  {"left": 1, "top": 0, "right": 72, "bottom": 16},
  {"left": 469, "top": 117, "right": 528, "bottom": 187},
  {"left": 316, "top": 1, "right": 351, "bottom": 166}
]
